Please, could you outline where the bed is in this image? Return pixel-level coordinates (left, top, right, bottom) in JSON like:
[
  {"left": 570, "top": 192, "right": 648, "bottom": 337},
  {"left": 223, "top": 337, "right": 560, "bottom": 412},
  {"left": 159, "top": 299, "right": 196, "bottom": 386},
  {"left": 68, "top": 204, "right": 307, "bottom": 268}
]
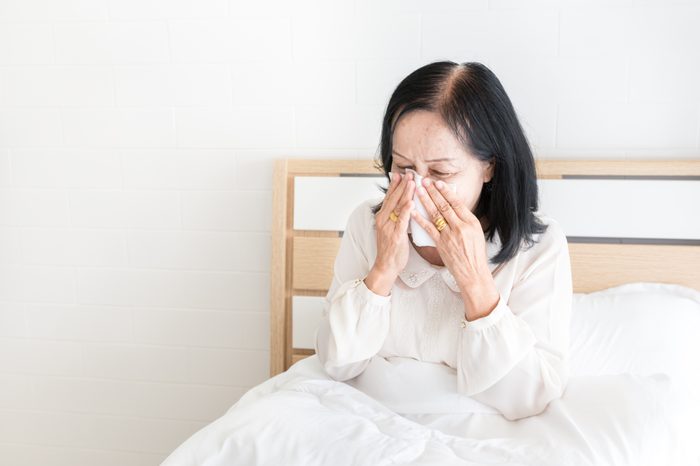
[{"left": 162, "top": 158, "right": 700, "bottom": 466}]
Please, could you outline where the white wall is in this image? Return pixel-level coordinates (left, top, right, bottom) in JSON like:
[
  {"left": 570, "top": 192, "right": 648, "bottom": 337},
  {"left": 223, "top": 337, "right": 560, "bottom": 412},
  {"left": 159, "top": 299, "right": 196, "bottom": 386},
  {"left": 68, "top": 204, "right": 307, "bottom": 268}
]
[{"left": 0, "top": 0, "right": 698, "bottom": 464}]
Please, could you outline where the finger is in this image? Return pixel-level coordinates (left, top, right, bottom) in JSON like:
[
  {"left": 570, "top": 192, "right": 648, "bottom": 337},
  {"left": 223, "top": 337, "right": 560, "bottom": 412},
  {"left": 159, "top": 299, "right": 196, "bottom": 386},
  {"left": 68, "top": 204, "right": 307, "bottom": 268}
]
[
  {"left": 434, "top": 179, "right": 477, "bottom": 224},
  {"left": 379, "top": 172, "right": 411, "bottom": 226},
  {"left": 410, "top": 208, "right": 440, "bottom": 243},
  {"left": 384, "top": 197, "right": 411, "bottom": 234},
  {"left": 397, "top": 197, "right": 413, "bottom": 232},
  {"left": 385, "top": 171, "right": 402, "bottom": 198},
  {"left": 421, "top": 178, "right": 460, "bottom": 226},
  {"left": 383, "top": 171, "right": 412, "bottom": 217},
  {"left": 416, "top": 177, "right": 452, "bottom": 228},
  {"left": 400, "top": 174, "right": 415, "bottom": 205}
]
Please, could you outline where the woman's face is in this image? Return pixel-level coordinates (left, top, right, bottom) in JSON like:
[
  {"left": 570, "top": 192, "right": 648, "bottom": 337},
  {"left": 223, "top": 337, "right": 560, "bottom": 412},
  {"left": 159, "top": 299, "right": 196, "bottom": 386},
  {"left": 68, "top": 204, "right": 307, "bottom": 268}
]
[{"left": 390, "top": 109, "right": 494, "bottom": 215}]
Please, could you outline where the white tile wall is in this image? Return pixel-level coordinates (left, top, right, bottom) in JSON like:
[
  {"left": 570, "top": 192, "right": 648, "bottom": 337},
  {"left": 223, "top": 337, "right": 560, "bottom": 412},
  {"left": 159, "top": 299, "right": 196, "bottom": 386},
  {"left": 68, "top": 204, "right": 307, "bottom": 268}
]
[{"left": 0, "top": 0, "right": 698, "bottom": 463}]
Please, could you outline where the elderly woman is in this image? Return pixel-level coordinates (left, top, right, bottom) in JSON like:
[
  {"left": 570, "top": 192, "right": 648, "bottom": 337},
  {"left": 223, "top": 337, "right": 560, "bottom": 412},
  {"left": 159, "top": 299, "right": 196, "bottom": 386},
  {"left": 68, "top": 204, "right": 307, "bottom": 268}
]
[{"left": 314, "top": 61, "right": 573, "bottom": 421}]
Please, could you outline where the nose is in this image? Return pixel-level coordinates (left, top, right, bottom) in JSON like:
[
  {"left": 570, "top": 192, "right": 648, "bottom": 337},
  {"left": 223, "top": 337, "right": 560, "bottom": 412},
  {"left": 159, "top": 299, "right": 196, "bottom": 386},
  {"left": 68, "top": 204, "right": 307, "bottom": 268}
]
[{"left": 405, "top": 168, "right": 425, "bottom": 181}]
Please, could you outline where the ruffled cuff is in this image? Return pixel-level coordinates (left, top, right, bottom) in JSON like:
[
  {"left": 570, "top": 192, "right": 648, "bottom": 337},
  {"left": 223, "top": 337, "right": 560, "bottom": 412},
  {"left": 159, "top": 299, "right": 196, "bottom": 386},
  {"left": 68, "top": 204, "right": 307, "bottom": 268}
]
[
  {"left": 459, "top": 294, "right": 508, "bottom": 331},
  {"left": 355, "top": 277, "right": 392, "bottom": 305},
  {"left": 329, "top": 276, "right": 392, "bottom": 307},
  {"left": 457, "top": 296, "right": 538, "bottom": 396}
]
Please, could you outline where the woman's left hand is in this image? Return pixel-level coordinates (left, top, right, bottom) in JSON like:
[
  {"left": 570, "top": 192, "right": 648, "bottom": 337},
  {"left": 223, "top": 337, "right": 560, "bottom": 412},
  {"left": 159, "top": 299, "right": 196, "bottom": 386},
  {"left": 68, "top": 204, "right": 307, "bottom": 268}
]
[{"left": 411, "top": 178, "right": 500, "bottom": 320}]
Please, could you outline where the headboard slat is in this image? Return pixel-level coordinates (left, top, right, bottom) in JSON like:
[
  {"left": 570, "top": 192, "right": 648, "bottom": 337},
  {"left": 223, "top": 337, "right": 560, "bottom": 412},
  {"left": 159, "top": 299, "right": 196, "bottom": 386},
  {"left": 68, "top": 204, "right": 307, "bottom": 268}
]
[
  {"left": 293, "top": 236, "right": 340, "bottom": 291},
  {"left": 570, "top": 243, "right": 700, "bottom": 292}
]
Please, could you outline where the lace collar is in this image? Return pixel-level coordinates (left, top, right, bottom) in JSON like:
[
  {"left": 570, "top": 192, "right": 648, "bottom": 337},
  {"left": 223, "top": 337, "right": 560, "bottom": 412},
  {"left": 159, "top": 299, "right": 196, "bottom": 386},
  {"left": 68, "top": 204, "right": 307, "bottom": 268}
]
[{"left": 397, "top": 230, "right": 503, "bottom": 293}]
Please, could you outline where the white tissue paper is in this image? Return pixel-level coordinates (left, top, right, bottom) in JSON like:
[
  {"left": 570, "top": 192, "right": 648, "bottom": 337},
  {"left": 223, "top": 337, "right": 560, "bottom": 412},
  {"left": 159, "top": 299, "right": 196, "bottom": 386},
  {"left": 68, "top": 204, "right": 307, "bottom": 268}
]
[{"left": 387, "top": 168, "right": 458, "bottom": 247}]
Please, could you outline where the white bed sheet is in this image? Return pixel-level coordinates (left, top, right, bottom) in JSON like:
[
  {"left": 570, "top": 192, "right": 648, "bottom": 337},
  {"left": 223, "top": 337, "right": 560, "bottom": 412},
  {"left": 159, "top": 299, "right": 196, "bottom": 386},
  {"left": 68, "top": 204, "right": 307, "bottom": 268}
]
[{"left": 161, "top": 354, "right": 695, "bottom": 466}]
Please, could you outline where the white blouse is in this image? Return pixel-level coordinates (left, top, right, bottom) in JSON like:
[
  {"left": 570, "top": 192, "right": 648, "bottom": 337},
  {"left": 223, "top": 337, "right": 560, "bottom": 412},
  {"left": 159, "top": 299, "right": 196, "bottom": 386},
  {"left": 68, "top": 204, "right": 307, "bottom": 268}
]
[{"left": 314, "top": 196, "right": 574, "bottom": 421}]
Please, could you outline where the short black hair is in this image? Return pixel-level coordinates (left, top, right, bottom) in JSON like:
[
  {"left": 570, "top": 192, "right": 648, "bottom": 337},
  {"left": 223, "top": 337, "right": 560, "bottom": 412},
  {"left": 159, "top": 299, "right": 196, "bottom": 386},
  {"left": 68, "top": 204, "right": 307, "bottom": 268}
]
[{"left": 370, "top": 60, "right": 548, "bottom": 266}]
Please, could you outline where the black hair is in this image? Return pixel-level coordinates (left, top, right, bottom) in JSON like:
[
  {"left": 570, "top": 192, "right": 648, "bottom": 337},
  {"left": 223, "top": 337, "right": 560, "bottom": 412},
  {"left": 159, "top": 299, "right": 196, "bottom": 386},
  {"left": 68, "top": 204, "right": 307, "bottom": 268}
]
[{"left": 370, "top": 60, "right": 548, "bottom": 266}]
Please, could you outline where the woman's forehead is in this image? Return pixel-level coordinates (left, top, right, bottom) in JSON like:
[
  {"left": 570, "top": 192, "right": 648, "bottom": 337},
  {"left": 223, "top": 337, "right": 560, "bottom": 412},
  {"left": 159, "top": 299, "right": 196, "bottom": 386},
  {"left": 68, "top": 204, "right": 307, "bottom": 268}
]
[{"left": 392, "top": 110, "right": 472, "bottom": 164}]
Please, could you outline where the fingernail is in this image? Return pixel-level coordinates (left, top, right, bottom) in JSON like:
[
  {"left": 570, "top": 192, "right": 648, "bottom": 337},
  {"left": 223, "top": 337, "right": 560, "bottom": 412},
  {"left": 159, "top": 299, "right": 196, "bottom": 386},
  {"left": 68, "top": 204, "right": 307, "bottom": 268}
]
[
  {"left": 436, "top": 180, "right": 445, "bottom": 190},
  {"left": 423, "top": 178, "right": 431, "bottom": 187}
]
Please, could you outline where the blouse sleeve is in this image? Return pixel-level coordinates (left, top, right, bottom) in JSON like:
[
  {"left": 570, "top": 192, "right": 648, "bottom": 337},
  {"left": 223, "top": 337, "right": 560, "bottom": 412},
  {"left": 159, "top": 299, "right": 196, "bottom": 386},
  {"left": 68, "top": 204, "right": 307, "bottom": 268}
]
[
  {"left": 456, "top": 222, "right": 573, "bottom": 421},
  {"left": 314, "top": 201, "right": 393, "bottom": 381}
]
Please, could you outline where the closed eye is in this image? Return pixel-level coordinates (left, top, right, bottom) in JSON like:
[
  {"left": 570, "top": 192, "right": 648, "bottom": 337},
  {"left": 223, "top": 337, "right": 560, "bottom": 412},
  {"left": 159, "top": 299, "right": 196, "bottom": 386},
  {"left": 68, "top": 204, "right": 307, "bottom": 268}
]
[{"left": 397, "top": 165, "right": 453, "bottom": 177}]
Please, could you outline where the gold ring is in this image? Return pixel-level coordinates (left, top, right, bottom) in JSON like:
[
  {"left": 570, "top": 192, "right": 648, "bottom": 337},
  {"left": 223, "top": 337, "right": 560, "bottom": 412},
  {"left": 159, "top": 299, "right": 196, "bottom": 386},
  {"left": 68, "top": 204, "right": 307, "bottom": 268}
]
[
  {"left": 389, "top": 211, "right": 399, "bottom": 222},
  {"left": 434, "top": 216, "right": 447, "bottom": 232}
]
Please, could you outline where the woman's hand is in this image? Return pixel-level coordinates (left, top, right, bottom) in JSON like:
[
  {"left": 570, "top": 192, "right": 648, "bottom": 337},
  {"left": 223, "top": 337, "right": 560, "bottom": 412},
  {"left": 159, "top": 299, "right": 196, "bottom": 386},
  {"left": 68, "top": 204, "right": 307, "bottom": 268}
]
[
  {"left": 373, "top": 171, "right": 415, "bottom": 277},
  {"left": 410, "top": 177, "right": 499, "bottom": 320}
]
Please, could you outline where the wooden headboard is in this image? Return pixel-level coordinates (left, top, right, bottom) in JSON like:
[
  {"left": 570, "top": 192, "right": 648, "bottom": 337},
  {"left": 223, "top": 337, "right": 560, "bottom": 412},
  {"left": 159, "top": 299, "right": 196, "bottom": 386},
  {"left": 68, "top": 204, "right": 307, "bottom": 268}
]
[{"left": 269, "top": 158, "right": 700, "bottom": 376}]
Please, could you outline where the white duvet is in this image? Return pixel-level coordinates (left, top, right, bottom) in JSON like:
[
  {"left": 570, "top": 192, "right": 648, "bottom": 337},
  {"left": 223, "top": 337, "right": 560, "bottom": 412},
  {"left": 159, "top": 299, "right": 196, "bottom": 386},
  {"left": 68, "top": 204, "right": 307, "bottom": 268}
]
[
  {"left": 162, "top": 284, "right": 700, "bottom": 466},
  {"left": 162, "top": 355, "right": 694, "bottom": 466}
]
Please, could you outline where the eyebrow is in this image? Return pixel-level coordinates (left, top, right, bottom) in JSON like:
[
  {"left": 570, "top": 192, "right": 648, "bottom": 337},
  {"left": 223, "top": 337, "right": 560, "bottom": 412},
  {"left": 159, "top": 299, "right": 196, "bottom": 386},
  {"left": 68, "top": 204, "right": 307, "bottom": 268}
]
[{"left": 392, "top": 150, "right": 455, "bottom": 163}]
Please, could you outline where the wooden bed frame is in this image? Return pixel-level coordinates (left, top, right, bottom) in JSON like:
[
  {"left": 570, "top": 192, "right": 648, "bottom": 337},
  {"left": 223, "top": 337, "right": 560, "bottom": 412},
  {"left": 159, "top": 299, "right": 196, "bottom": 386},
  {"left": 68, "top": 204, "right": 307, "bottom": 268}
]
[{"left": 269, "top": 158, "right": 700, "bottom": 376}]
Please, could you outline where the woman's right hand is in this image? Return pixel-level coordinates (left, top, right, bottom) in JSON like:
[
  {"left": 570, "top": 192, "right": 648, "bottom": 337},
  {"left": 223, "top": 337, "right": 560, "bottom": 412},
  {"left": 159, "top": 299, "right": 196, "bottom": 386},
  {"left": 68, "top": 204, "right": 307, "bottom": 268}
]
[{"left": 373, "top": 171, "right": 415, "bottom": 277}]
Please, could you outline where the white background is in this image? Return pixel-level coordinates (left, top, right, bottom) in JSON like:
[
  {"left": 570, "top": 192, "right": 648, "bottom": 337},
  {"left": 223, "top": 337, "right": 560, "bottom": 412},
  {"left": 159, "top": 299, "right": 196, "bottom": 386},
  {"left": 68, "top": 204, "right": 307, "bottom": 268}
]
[{"left": 0, "top": 0, "right": 698, "bottom": 464}]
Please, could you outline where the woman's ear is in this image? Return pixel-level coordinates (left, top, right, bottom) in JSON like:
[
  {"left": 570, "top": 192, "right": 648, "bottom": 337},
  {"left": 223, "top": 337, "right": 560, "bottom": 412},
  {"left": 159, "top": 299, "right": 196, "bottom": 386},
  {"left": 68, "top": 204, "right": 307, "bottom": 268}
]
[{"left": 484, "top": 160, "right": 495, "bottom": 183}]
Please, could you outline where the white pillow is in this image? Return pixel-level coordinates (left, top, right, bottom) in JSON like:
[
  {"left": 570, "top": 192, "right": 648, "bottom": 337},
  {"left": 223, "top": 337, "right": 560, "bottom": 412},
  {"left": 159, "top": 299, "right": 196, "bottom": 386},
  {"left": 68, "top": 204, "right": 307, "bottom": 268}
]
[
  {"left": 570, "top": 282, "right": 700, "bottom": 380},
  {"left": 570, "top": 281, "right": 700, "bottom": 425}
]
